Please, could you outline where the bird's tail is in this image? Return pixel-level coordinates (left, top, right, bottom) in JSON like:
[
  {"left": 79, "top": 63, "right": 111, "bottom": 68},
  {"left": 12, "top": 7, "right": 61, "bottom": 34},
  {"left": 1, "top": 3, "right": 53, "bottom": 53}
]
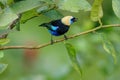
[{"left": 39, "top": 23, "right": 48, "bottom": 27}]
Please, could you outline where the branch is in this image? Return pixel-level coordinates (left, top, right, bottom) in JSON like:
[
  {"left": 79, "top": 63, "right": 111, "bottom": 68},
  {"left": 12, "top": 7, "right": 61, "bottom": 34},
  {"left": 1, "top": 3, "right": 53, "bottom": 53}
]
[{"left": 0, "top": 24, "right": 120, "bottom": 50}]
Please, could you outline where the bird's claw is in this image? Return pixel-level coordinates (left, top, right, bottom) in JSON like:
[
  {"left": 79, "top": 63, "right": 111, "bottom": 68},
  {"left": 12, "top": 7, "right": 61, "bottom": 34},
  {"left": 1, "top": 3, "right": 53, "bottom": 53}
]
[
  {"left": 51, "top": 39, "right": 54, "bottom": 45},
  {"left": 64, "top": 35, "right": 68, "bottom": 40}
]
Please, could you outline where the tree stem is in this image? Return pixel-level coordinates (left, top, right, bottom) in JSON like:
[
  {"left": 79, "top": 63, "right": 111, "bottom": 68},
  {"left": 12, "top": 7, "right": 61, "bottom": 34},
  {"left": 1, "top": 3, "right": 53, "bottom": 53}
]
[{"left": 0, "top": 24, "right": 120, "bottom": 50}]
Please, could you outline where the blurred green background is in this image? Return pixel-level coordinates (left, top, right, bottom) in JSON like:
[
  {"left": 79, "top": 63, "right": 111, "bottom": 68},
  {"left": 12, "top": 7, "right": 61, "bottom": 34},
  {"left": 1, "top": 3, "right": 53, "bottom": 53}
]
[{"left": 1, "top": 0, "right": 120, "bottom": 80}]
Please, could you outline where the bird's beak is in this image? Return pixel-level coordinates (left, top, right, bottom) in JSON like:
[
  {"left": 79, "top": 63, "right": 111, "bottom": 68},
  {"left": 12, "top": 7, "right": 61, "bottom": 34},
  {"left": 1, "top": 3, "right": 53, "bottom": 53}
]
[{"left": 75, "top": 18, "right": 78, "bottom": 21}]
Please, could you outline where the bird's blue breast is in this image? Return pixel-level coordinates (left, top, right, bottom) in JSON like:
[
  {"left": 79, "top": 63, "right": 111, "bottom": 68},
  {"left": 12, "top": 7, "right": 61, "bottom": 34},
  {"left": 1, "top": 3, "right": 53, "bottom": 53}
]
[{"left": 48, "top": 30, "right": 60, "bottom": 36}]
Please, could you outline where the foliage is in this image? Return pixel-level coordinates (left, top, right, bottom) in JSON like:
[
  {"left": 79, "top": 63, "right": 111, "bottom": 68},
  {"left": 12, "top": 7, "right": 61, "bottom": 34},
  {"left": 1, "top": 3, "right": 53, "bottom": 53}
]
[
  {"left": 0, "top": 0, "right": 120, "bottom": 80},
  {"left": 0, "top": 38, "right": 9, "bottom": 72},
  {"left": 0, "top": 51, "right": 4, "bottom": 58},
  {"left": 59, "top": 0, "right": 91, "bottom": 12},
  {"left": 100, "top": 33, "right": 117, "bottom": 64},
  {"left": 65, "top": 43, "right": 82, "bottom": 76},
  {"left": 0, "top": 38, "right": 10, "bottom": 46},
  {"left": 112, "top": 0, "right": 120, "bottom": 19},
  {"left": 0, "top": 63, "right": 7, "bottom": 74},
  {"left": 90, "top": 0, "right": 103, "bottom": 21}
]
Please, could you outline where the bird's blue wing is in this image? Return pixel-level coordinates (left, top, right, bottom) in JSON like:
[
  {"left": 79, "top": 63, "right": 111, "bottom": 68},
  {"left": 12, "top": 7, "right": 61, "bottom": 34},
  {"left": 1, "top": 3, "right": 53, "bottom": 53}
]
[
  {"left": 51, "top": 25, "right": 59, "bottom": 31},
  {"left": 41, "top": 23, "right": 59, "bottom": 31},
  {"left": 48, "top": 25, "right": 60, "bottom": 36},
  {"left": 49, "top": 20, "right": 61, "bottom": 31}
]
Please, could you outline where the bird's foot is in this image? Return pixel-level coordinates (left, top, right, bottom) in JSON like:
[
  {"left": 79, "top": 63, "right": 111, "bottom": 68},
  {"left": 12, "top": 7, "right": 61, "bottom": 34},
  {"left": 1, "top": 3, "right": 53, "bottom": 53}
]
[
  {"left": 51, "top": 39, "right": 54, "bottom": 45},
  {"left": 64, "top": 35, "right": 68, "bottom": 40}
]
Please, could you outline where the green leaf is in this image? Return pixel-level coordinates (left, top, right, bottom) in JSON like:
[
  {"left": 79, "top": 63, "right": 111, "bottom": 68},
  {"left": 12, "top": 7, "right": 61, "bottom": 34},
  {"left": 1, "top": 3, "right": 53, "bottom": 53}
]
[
  {"left": 65, "top": 43, "right": 82, "bottom": 75},
  {"left": 100, "top": 33, "right": 117, "bottom": 64},
  {"left": 90, "top": 0, "right": 103, "bottom": 21},
  {"left": 43, "top": 10, "right": 63, "bottom": 20},
  {"left": 59, "top": 0, "right": 91, "bottom": 12},
  {"left": 21, "top": 9, "right": 38, "bottom": 23},
  {"left": 0, "top": 38, "right": 10, "bottom": 45},
  {"left": 37, "top": 6, "right": 49, "bottom": 13},
  {"left": 0, "top": 51, "right": 4, "bottom": 58},
  {"left": 112, "top": 0, "right": 120, "bottom": 19},
  {"left": 103, "top": 42, "right": 117, "bottom": 64},
  {"left": 0, "top": 0, "right": 7, "bottom": 6},
  {"left": 0, "top": 7, "right": 18, "bottom": 26},
  {"left": 10, "top": 0, "right": 45, "bottom": 14},
  {"left": 0, "top": 1, "right": 5, "bottom": 9},
  {"left": 0, "top": 63, "right": 8, "bottom": 74}
]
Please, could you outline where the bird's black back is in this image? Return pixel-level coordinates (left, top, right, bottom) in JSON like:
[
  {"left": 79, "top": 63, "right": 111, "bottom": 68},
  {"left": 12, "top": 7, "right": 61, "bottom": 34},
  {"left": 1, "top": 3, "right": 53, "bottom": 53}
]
[
  {"left": 40, "top": 19, "right": 70, "bottom": 36},
  {"left": 50, "top": 19, "right": 69, "bottom": 35}
]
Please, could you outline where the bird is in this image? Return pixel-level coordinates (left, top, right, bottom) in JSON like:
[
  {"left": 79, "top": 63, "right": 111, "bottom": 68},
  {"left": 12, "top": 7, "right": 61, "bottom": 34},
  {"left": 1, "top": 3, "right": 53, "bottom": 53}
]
[{"left": 39, "top": 16, "right": 78, "bottom": 44}]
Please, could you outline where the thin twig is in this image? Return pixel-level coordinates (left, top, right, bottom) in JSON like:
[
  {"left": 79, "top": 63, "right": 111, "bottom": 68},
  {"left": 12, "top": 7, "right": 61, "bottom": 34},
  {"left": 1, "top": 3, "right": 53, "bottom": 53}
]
[{"left": 0, "top": 24, "right": 120, "bottom": 50}]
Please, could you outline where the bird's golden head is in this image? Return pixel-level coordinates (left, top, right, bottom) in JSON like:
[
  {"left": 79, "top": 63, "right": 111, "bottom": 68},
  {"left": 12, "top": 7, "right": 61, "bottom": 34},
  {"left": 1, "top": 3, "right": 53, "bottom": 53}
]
[{"left": 61, "top": 16, "right": 77, "bottom": 26}]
